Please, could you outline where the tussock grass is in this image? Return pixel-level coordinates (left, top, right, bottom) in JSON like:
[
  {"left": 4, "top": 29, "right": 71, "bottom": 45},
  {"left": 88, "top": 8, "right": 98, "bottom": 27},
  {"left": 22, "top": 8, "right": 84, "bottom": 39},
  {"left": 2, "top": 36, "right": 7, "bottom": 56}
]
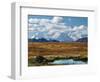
[{"left": 28, "top": 42, "right": 87, "bottom": 66}]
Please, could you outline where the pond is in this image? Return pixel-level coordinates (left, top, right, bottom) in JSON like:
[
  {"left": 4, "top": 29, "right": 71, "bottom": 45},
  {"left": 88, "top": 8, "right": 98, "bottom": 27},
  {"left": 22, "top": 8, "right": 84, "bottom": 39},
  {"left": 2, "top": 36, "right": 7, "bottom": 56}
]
[{"left": 49, "top": 59, "right": 87, "bottom": 65}]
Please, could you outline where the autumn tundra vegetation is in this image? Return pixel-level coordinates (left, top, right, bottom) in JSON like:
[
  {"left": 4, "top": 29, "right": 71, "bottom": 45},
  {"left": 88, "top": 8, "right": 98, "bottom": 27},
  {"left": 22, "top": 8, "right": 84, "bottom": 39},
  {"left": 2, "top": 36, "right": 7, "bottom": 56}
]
[{"left": 28, "top": 42, "right": 87, "bottom": 66}]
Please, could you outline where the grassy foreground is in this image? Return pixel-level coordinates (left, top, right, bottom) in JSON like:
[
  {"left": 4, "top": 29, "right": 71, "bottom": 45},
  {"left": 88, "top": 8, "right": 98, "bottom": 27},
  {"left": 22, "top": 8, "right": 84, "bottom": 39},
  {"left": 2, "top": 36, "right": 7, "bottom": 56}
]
[{"left": 28, "top": 42, "right": 87, "bottom": 66}]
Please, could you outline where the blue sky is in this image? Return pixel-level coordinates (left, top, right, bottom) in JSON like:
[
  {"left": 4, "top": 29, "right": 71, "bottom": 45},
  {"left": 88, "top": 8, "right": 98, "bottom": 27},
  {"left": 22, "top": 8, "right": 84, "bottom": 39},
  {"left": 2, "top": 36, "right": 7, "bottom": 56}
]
[
  {"left": 28, "top": 15, "right": 88, "bottom": 42},
  {"left": 28, "top": 15, "right": 88, "bottom": 26}
]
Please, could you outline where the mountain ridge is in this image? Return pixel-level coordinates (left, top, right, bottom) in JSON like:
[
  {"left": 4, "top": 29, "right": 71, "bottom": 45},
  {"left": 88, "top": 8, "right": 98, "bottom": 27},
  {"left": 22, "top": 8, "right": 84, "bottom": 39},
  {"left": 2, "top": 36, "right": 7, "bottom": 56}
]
[
  {"left": 28, "top": 38, "right": 59, "bottom": 42},
  {"left": 28, "top": 37, "right": 88, "bottom": 42},
  {"left": 76, "top": 37, "right": 87, "bottom": 42}
]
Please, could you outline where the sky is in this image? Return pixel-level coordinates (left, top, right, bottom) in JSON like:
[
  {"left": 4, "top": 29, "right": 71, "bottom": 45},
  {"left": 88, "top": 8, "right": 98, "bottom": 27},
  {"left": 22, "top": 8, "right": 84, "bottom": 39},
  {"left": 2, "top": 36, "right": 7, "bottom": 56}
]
[{"left": 28, "top": 15, "right": 88, "bottom": 42}]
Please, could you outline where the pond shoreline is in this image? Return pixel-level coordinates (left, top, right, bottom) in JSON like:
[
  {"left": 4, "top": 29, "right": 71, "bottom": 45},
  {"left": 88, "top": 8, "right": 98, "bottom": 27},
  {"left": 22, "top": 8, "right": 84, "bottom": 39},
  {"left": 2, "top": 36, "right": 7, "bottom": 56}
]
[{"left": 28, "top": 56, "right": 87, "bottom": 66}]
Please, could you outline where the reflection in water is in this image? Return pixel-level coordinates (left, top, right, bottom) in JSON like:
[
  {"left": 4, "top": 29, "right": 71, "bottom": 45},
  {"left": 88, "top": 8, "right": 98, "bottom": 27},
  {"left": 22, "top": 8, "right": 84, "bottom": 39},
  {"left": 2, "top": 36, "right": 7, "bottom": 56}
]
[{"left": 49, "top": 59, "right": 87, "bottom": 65}]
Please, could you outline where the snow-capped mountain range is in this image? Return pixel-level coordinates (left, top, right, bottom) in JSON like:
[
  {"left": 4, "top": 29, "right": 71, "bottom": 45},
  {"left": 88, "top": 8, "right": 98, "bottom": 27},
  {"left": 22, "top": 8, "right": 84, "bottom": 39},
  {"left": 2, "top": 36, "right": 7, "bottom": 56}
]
[
  {"left": 28, "top": 37, "right": 87, "bottom": 42},
  {"left": 28, "top": 16, "right": 88, "bottom": 42}
]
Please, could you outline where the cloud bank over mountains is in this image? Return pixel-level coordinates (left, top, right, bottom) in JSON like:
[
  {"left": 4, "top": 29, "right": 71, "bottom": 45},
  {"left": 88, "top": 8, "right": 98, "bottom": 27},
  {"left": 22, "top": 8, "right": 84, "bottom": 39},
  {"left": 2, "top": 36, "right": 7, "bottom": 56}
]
[{"left": 28, "top": 16, "right": 87, "bottom": 42}]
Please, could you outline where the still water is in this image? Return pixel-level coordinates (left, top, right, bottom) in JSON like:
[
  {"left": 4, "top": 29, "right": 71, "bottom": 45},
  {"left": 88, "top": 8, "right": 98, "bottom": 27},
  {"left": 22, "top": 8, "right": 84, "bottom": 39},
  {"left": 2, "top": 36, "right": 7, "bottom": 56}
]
[{"left": 50, "top": 59, "right": 87, "bottom": 65}]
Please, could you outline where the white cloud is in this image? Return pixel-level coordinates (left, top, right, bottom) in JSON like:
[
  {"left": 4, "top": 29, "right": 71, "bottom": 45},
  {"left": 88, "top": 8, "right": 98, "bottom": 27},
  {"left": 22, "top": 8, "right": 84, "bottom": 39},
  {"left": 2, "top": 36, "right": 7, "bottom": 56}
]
[
  {"left": 52, "top": 16, "right": 63, "bottom": 23},
  {"left": 78, "top": 25, "right": 85, "bottom": 30},
  {"left": 52, "top": 32, "right": 61, "bottom": 39},
  {"left": 28, "top": 18, "right": 40, "bottom": 24},
  {"left": 68, "top": 25, "right": 87, "bottom": 41},
  {"left": 28, "top": 27, "right": 35, "bottom": 31},
  {"left": 28, "top": 16, "right": 87, "bottom": 41},
  {"left": 69, "top": 32, "right": 82, "bottom": 41},
  {"left": 72, "top": 25, "right": 87, "bottom": 31},
  {"left": 39, "top": 19, "right": 50, "bottom": 25}
]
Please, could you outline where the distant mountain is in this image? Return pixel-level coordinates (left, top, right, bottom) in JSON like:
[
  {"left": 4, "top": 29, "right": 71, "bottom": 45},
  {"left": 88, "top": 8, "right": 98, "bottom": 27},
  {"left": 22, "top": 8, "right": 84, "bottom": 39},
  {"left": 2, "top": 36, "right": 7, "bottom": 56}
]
[
  {"left": 76, "top": 37, "right": 88, "bottom": 42},
  {"left": 56, "top": 33, "right": 73, "bottom": 42},
  {"left": 28, "top": 37, "right": 88, "bottom": 42},
  {"left": 28, "top": 38, "right": 59, "bottom": 42}
]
